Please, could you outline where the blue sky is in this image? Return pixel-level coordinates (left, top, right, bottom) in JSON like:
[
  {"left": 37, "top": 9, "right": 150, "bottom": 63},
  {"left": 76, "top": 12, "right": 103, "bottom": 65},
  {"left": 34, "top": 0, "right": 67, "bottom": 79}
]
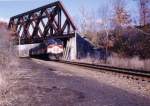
[{"left": 0, "top": 0, "right": 139, "bottom": 24}]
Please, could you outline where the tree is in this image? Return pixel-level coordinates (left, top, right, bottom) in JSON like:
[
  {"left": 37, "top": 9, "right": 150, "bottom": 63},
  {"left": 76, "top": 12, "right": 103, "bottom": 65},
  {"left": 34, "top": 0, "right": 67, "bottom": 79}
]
[
  {"left": 112, "top": 0, "right": 132, "bottom": 27},
  {"left": 138, "top": 0, "right": 150, "bottom": 25},
  {"left": 79, "top": 7, "right": 97, "bottom": 42},
  {"left": 97, "top": 1, "right": 113, "bottom": 62}
]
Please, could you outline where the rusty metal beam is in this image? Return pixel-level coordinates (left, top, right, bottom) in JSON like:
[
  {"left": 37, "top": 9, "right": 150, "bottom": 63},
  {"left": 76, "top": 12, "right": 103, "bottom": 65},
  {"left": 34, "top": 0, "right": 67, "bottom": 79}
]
[
  {"left": 8, "top": 1, "right": 76, "bottom": 44},
  {"left": 57, "top": 1, "right": 76, "bottom": 30},
  {"left": 10, "top": 1, "right": 59, "bottom": 19}
]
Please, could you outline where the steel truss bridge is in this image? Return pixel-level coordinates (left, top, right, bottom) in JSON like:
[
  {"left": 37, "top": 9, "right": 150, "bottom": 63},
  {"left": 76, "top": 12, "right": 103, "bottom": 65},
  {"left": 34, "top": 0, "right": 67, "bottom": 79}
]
[{"left": 8, "top": 1, "right": 76, "bottom": 45}]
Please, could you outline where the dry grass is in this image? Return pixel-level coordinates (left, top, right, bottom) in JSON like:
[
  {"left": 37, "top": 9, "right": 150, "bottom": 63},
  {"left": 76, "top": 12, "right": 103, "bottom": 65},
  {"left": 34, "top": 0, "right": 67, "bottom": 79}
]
[
  {"left": 0, "top": 24, "right": 21, "bottom": 105},
  {"left": 77, "top": 54, "right": 150, "bottom": 71},
  {"left": 107, "top": 55, "right": 150, "bottom": 71}
]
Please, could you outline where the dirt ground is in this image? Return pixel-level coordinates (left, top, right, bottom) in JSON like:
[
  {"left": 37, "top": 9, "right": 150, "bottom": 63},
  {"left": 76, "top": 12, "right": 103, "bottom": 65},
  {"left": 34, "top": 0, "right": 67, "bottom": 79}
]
[
  {"left": 0, "top": 22, "right": 149, "bottom": 106},
  {"left": 0, "top": 58, "right": 149, "bottom": 106}
]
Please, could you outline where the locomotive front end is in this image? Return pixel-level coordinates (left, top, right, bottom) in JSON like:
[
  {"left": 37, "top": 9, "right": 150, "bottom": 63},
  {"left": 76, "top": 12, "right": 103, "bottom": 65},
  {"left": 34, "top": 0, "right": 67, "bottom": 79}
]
[{"left": 47, "top": 39, "right": 64, "bottom": 60}]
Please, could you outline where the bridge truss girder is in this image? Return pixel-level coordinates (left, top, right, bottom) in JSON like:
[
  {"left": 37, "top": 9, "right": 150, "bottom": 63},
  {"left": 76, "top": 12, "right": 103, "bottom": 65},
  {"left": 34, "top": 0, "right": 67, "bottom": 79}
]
[{"left": 8, "top": 1, "right": 76, "bottom": 44}]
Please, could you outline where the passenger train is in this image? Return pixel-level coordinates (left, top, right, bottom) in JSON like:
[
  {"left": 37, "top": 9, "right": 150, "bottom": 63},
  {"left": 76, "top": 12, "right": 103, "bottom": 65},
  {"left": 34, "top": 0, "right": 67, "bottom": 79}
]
[{"left": 29, "top": 38, "right": 64, "bottom": 60}]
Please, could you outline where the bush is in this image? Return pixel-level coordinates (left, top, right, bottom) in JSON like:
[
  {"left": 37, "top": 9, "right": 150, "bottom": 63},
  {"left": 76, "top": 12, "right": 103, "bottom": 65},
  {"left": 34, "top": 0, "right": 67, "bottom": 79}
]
[{"left": 111, "top": 27, "right": 150, "bottom": 59}]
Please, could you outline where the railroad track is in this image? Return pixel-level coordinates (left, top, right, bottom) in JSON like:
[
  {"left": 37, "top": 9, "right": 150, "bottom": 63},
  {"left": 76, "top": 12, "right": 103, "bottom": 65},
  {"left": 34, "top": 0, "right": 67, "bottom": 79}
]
[{"left": 58, "top": 60, "right": 150, "bottom": 79}]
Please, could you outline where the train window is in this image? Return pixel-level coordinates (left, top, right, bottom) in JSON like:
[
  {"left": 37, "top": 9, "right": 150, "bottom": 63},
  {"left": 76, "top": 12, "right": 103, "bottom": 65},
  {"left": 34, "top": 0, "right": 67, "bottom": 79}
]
[
  {"left": 55, "top": 39, "right": 63, "bottom": 45},
  {"left": 47, "top": 39, "right": 63, "bottom": 45},
  {"left": 47, "top": 39, "right": 55, "bottom": 45}
]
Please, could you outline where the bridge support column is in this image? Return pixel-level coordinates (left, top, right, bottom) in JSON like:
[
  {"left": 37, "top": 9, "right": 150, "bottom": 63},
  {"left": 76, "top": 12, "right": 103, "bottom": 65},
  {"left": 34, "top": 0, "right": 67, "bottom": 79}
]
[
  {"left": 17, "top": 43, "right": 40, "bottom": 57},
  {"left": 63, "top": 33, "right": 77, "bottom": 60}
]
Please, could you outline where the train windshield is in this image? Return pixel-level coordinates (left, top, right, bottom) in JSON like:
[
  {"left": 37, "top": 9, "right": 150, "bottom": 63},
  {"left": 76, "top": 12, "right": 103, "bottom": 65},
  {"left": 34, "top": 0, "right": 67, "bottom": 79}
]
[
  {"left": 47, "top": 39, "right": 63, "bottom": 45},
  {"left": 55, "top": 39, "right": 63, "bottom": 45}
]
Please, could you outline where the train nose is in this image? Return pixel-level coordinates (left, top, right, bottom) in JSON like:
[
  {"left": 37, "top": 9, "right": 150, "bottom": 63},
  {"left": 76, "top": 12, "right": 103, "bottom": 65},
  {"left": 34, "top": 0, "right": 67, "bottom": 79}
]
[{"left": 47, "top": 45, "right": 63, "bottom": 54}]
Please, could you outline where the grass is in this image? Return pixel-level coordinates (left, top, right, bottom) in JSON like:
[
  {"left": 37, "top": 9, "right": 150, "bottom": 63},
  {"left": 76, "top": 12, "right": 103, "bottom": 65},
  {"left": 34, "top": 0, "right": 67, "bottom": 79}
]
[
  {"left": 77, "top": 54, "right": 150, "bottom": 71},
  {"left": 107, "top": 55, "right": 150, "bottom": 71},
  {"left": 0, "top": 25, "right": 21, "bottom": 105}
]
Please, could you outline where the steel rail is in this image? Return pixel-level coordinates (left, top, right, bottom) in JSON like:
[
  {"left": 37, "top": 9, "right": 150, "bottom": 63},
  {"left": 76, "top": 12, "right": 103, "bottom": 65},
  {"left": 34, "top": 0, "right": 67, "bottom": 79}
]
[{"left": 58, "top": 60, "right": 150, "bottom": 78}]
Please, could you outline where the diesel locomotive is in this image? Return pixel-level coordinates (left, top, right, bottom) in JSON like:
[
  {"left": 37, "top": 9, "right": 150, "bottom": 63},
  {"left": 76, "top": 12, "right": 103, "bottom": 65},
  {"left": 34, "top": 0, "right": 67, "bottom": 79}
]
[{"left": 29, "top": 38, "right": 64, "bottom": 60}]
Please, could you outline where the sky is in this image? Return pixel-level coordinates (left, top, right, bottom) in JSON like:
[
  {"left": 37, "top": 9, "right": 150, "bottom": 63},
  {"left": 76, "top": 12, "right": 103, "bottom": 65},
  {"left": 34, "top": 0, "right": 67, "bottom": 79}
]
[{"left": 0, "top": 0, "right": 139, "bottom": 24}]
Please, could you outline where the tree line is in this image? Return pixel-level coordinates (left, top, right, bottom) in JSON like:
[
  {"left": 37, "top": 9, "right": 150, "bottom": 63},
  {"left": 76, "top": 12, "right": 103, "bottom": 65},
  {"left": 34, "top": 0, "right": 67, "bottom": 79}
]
[{"left": 78, "top": 0, "right": 150, "bottom": 59}]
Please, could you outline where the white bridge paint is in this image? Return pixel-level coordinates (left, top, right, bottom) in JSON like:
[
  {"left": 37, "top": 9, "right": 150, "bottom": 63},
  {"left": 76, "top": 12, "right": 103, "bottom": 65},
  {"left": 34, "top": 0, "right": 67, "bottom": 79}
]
[
  {"left": 63, "top": 33, "right": 77, "bottom": 60},
  {"left": 16, "top": 43, "right": 40, "bottom": 57},
  {"left": 63, "top": 32, "right": 94, "bottom": 60}
]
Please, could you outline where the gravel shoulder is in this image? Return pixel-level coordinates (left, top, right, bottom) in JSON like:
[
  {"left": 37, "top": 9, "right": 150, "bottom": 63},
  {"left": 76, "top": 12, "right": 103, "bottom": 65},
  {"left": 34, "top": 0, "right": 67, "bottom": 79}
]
[
  {"left": 0, "top": 58, "right": 149, "bottom": 106},
  {"left": 32, "top": 58, "right": 150, "bottom": 106}
]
